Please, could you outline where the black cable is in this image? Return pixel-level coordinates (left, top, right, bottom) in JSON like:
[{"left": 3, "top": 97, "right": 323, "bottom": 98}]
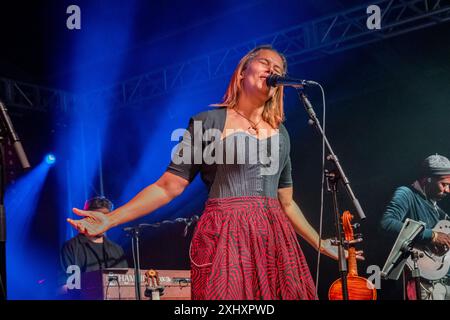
[
  {"left": 105, "top": 279, "right": 121, "bottom": 300},
  {"left": 0, "top": 274, "right": 5, "bottom": 300},
  {"left": 297, "top": 84, "right": 327, "bottom": 299},
  {"left": 102, "top": 240, "right": 108, "bottom": 269},
  {"left": 117, "top": 279, "right": 121, "bottom": 300},
  {"left": 316, "top": 83, "right": 327, "bottom": 299},
  {"left": 105, "top": 279, "right": 111, "bottom": 300}
]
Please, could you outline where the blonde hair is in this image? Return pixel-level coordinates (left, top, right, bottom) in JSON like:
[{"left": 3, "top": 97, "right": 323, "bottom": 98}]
[{"left": 211, "top": 45, "right": 287, "bottom": 128}]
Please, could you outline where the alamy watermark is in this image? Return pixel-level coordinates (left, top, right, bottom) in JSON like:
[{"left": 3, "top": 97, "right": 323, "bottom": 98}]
[
  {"left": 66, "top": 265, "right": 81, "bottom": 289},
  {"left": 366, "top": 264, "right": 381, "bottom": 290},
  {"left": 170, "top": 121, "right": 280, "bottom": 175},
  {"left": 66, "top": 5, "right": 81, "bottom": 30},
  {"left": 64, "top": 5, "right": 381, "bottom": 32},
  {"left": 367, "top": 5, "right": 381, "bottom": 30}
]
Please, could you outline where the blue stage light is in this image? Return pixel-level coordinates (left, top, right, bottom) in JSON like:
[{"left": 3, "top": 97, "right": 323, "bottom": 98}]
[{"left": 45, "top": 153, "right": 56, "bottom": 165}]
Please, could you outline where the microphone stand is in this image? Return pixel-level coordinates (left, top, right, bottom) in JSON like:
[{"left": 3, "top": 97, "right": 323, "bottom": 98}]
[
  {"left": 123, "top": 226, "right": 142, "bottom": 300},
  {"left": 297, "top": 90, "right": 366, "bottom": 300},
  {"left": 299, "top": 91, "right": 365, "bottom": 220},
  {"left": 409, "top": 248, "right": 422, "bottom": 300},
  {"left": 122, "top": 215, "right": 199, "bottom": 300},
  {"left": 0, "top": 101, "right": 31, "bottom": 300},
  {"left": 326, "top": 169, "right": 349, "bottom": 300}
]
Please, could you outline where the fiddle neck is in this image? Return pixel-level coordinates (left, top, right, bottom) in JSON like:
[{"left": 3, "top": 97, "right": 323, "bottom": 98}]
[{"left": 348, "top": 246, "right": 358, "bottom": 276}]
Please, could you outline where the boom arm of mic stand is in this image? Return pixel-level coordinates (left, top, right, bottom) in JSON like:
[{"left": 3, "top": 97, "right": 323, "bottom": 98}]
[
  {"left": 299, "top": 91, "right": 366, "bottom": 220},
  {"left": 0, "top": 101, "right": 30, "bottom": 169}
]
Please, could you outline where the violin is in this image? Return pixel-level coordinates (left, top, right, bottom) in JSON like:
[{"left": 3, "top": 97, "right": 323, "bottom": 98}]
[{"left": 328, "top": 211, "right": 377, "bottom": 300}]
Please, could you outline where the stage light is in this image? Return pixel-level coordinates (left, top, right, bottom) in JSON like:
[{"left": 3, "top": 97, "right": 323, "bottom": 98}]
[{"left": 45, "top": 153, "right": 56, "bottom": 165}]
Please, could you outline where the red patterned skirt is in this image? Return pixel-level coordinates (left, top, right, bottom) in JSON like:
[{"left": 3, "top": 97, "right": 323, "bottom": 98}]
[{"left": 190, "top": 196, "right": 317, "bottom": 300}]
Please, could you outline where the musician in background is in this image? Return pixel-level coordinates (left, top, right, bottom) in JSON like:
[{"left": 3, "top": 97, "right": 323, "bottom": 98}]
[
  {"left": 60, "top": 197, "right": 128, "bottom": 285},
  {"left": 380, "top": 154, "right": 450, "bottom": 300}
]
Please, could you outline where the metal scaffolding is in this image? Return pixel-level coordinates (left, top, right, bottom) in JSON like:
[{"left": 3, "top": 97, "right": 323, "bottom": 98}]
[
  {"left": 1, "top": 0, "right": 449, "bottom": 112},
  {"left": 82, "top": 0, "right": 450, "bottom": 110},
  {"left": 0, "top": 77, "right": 75, "bottom": 113}
]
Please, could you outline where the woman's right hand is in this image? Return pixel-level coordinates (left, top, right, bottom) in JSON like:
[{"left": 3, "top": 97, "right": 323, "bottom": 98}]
[
  {"left": 320, "top": 239, "right": 364, "bottom": 261},
  {"left": 67, "top": 208, "right": 113, "bottom": 237}
]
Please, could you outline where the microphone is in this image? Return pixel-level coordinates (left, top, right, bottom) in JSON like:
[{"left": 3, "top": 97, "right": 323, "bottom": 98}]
[{"left": 266, "top": 74, "right": 318, "bottom": 88}]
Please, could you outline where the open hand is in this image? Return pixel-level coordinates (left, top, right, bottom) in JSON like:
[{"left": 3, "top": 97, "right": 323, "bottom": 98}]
[
  {"left": 432, "top": 232, "right": 450, "bottom": 254},
  {"left": 67, "top": 208, "right": 112, "bottom": 237},
  {"left": 433, "top": 232, "right": 450, "bottom": 247},
  {"left": 320, "top": 239, "right": 365, "bottom": 261}
]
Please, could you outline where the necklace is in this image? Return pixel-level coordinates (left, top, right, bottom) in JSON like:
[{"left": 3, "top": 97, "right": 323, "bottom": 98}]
[{"left": 233, "top": 108, "right": 263, "bottom": 135}]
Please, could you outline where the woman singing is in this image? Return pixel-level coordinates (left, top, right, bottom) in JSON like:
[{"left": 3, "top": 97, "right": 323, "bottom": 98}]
[{"left": 68, "top": 45, "right": 346, "bottom": 300}]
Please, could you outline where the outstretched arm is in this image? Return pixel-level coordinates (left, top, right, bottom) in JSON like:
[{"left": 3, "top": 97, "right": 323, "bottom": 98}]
[
  {"left": 68, "top": 172, "right": 189, "bottom": 236},
  {"left": 278, "top": 187, "right": 363, "bottom": 261}
]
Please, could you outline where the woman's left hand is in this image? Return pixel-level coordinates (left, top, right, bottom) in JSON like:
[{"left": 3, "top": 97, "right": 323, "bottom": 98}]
[{"left": 319, "top": 239, "right": 365, "bottom": 261}]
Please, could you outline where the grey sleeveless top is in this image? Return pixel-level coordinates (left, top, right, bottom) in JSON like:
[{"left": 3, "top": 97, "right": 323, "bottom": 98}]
[{"left": 166, "top": 107, "right": 292, "bottom": 199}]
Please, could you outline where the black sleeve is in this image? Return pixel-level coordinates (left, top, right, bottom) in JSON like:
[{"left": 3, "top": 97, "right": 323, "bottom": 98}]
[
  {"left": 278, "top": 156, "right": 293, "bottom": 188},
  {"left": 59, "top": 241, "right": 76, "bottom": 286},
  {"left": 278, "top": 125, "right": 293, "bottom": 188},
  {"left": 60, "top": 241, "right": 75, "bottom": 273},
  {"left": 166, "top": 117, "right": 203, "bottom": 182}
]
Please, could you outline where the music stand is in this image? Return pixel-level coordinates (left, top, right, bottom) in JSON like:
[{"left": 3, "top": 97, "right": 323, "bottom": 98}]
[{"left": 380, "top": 218, "right": 426, "bottom": 299}]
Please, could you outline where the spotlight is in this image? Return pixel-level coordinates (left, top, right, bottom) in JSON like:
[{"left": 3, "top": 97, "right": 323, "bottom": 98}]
[{"left": 45, "top": 154, "right": 56, "bottom": 165}]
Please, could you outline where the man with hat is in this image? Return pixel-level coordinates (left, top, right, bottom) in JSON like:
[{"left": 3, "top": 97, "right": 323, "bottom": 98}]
[{"left": 381, "top": 154, "right": 450, "bottom": 300}]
